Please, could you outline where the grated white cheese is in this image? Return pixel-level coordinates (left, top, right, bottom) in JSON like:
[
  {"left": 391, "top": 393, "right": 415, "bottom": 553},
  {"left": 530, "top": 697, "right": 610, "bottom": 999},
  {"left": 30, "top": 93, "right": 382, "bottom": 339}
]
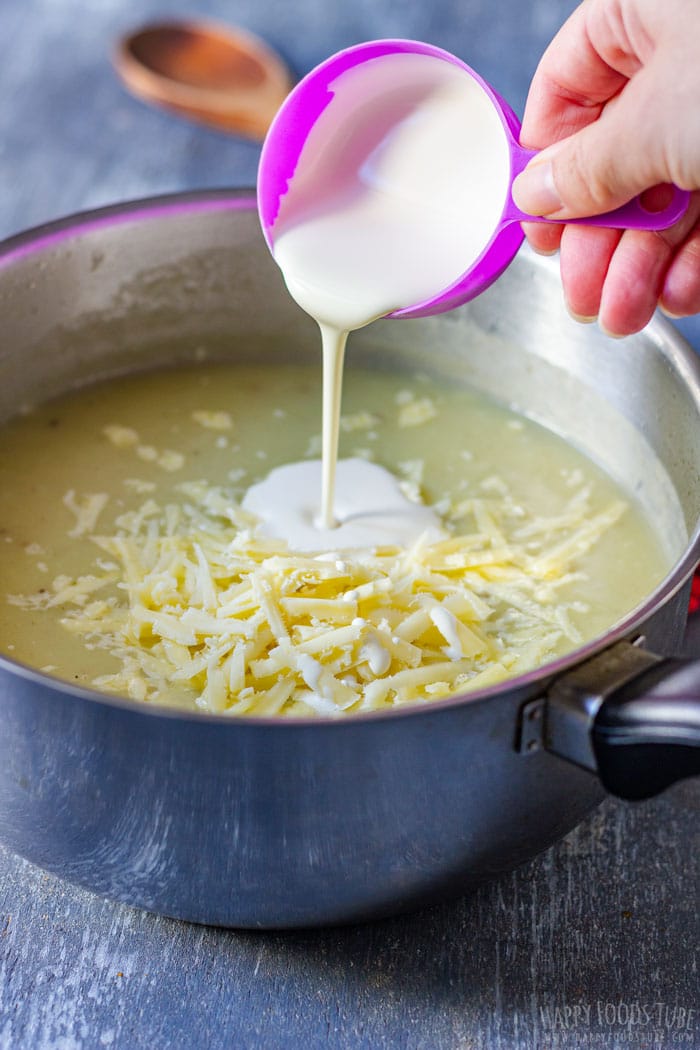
[
  {"left": 10, "top": 471, "right": 627, "bottom": 718},
  {"left": 136, "top": 444, "right": 158, "bottom": 463},
  {"left": 63, "top": 490, "right": 109, "bottom": 539},
  {"left": 398, "top": 397, "right": 438, "bottom": 428},
  {"left": 339, "top": 411, "right": 380, "bottom": 432},
  {"left": 192, "top": 410, "right": 234, "bottom": 431},
  {"left": 123, "top": 478, "right": 156, "bottom": 494},
  {"left": 103, "top": 424, "right": 139, "bottom": 448},
  {"left": 305, "top": 433, "right": 323, "bottom": 457},
  {"left": 157, "top": 450, "right": 185, "bottom": 472},
  {"left": 359, "top": 634, "right": 392, "bottom": 676}
]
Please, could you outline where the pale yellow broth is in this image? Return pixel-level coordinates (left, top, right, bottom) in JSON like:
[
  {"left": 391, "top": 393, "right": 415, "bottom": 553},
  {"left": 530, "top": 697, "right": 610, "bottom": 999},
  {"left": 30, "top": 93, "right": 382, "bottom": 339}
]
[{"left": 0, "top": 362, "right": 670, "bottom": 714}]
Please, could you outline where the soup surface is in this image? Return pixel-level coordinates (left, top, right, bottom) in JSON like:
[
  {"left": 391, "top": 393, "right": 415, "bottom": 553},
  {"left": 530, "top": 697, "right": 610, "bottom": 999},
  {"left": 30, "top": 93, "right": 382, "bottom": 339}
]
[{"left": 0, "top": 362, "right": 670, "bottom": 716}]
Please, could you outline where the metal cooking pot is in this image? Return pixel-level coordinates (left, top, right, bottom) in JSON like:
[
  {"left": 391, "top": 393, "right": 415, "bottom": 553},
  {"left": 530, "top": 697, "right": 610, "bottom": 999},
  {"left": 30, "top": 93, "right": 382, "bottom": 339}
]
[{"left": 0, "top": 189, "right": 699, "bottom": 928}]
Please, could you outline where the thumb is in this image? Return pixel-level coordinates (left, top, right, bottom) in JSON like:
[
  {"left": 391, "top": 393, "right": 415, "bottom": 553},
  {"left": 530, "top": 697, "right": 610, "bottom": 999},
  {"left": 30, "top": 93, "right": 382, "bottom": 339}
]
[{"left": 512, "top": 69, "right": 671, "bottom": 219}]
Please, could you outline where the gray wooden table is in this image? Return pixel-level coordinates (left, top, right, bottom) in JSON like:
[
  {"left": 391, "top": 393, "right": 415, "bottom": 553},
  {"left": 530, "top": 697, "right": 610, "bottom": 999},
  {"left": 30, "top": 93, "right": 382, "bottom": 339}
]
[{"left": 0, "top": 1, "right": 698, "bottom": 1048}]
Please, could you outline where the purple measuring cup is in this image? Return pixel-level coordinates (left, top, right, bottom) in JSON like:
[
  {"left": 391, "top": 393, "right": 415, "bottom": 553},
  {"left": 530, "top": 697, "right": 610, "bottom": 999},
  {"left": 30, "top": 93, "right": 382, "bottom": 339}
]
[{"left": 257, "top": 39, "right": 690, "bottom": 320}]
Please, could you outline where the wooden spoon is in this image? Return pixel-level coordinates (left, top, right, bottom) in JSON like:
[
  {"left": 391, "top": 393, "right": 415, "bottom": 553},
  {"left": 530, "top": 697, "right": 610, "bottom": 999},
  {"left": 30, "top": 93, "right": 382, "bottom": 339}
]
[{"left": 113, "top": 21, "right": 293, "bottom": 141}]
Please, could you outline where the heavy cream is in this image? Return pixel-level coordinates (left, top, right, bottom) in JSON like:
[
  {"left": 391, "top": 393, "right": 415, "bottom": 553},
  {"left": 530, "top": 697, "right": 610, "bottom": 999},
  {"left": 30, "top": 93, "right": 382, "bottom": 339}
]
[
  {"left": 249, "top": 51, "right": 510, "bottom": 548},
  {"left": 243, "top": 457, "right": 445, "bottom": 550}
]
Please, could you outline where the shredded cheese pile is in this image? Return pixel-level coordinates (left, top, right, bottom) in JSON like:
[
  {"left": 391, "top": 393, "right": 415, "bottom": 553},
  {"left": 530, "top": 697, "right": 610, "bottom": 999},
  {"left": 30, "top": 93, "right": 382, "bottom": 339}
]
[{"left": 8, "top": 475, "right": 626, "bottom": 717}]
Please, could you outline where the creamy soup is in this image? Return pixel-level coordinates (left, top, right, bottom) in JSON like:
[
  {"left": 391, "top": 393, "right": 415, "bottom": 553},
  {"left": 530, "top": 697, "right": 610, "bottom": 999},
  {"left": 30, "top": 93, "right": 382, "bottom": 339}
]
[{"left": 0, "top": 361, "right": 669, "bottom": 716}]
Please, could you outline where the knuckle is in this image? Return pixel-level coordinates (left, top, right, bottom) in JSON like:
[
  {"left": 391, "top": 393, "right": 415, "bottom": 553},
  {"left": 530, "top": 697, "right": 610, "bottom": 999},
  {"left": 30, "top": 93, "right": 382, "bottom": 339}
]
[{"left": 558, "top": 138, "right": 622, "bottom": 213}]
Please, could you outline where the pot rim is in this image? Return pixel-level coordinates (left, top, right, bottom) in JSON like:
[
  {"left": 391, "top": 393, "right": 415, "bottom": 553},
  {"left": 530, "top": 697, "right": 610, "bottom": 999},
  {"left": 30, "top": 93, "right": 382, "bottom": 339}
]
[{"left": 1, "top": 187, "right": 699, "bottom": 728}]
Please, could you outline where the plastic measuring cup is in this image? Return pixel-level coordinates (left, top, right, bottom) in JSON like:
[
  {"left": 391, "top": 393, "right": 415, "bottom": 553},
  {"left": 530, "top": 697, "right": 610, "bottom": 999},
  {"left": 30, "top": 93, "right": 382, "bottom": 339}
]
[{"left": 257, "top": 39, "right": 691, "bottom": 319}]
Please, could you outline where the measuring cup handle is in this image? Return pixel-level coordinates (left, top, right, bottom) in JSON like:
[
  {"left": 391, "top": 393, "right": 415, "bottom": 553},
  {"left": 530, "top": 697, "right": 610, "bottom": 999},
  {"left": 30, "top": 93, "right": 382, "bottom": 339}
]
[{"left": 504, "top": 145, "right": 691, "bottom": 231}]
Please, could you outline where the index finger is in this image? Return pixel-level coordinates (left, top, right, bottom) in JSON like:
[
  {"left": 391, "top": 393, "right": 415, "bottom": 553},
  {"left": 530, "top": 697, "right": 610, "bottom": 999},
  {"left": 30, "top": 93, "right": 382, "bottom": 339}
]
[{"left": 520, "top": 0, "right": 642, "bottom": 149}]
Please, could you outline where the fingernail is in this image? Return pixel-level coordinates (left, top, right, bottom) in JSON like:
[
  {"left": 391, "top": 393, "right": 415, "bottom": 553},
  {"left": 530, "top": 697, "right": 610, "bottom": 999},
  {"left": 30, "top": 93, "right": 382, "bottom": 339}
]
[
  {"left": 659, "top": 303, "right": 685, "bottom": 320},
  {"left": 512, "top": 160, "right": 562, "bottom": 217},
  {"left": 598, "top": 320, "right": 626, "bottom": 340},
  {"left": 566, "top": 305, "right": 597, "bottom": 324}
]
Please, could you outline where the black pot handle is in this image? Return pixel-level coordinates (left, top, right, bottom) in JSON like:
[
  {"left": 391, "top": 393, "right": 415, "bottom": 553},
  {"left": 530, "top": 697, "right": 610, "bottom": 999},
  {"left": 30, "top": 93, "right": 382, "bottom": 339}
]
[
  {"left": 592, "top": 658, "right": 700, "bottom": 800},
  {"left": 522, "top": 641, "right": 700, "bottom": 801}
]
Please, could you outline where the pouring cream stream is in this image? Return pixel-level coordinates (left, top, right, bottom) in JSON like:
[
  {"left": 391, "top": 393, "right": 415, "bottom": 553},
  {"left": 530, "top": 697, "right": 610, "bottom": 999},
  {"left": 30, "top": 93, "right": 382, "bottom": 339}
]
[{"left": 245, "top": 52, "right": 510, "bottom": 549}]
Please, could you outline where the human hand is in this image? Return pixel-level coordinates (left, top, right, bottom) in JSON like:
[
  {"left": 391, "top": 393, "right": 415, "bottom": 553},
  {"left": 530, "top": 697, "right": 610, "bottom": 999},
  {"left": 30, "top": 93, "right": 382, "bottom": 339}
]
[{"left": 511, "top": 0, "right": 700, "bottom": 336}]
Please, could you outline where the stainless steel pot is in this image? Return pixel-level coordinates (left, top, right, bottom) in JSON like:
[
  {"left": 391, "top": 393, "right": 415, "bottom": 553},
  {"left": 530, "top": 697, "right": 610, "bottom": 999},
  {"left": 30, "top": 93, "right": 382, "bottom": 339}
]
[{"left": 0, "top": 189, "right": 699, "bottom": 928}]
